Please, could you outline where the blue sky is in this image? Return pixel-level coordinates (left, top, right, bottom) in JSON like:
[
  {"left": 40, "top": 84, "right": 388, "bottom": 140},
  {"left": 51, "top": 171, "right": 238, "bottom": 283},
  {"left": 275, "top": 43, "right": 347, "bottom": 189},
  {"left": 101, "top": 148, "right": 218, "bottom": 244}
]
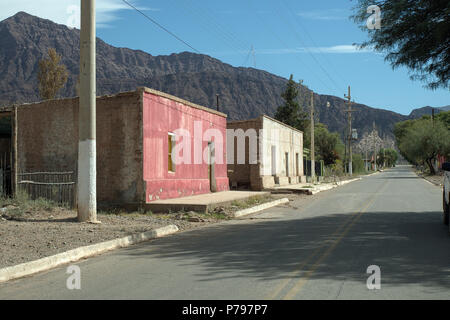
[{"left": 1, "top": 0, "right": 449, "bottom": 115}]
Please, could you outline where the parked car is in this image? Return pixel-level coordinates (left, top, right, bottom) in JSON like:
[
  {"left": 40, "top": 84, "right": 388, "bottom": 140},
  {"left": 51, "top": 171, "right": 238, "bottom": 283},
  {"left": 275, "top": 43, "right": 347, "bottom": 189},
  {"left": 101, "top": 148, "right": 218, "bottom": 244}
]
[{"left": 443, "top": 162, "right": 450, "bottom": 229}]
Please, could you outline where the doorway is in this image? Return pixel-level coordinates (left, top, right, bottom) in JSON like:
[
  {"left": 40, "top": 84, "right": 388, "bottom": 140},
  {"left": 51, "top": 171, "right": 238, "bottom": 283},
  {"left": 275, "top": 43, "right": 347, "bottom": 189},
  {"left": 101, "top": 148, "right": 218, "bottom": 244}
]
[
  {"left": 285, "top": 152, "right": 289, "bottom": 176},
  {"left": 0, "top": 113, "right": 12, "bottom": 196},
  {"left": 271, "top": 145, "right": 276, "bottom": 176},
  {"left": 208, "top": 141, "right": 217, "bottom": 192}
]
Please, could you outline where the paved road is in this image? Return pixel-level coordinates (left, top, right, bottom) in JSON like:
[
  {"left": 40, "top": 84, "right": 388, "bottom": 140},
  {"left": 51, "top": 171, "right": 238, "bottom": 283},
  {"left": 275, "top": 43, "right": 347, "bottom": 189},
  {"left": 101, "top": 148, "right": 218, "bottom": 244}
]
[{"left": 1, "top": 166, "right": 449, "bottom": 299}]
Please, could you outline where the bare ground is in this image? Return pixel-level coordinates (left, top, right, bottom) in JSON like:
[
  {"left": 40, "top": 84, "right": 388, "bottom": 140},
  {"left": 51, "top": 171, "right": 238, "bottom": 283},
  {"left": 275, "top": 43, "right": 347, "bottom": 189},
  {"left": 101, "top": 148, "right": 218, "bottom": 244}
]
[
  {"left": 0, "top": 194, "right": 291, "bottom": 269},
  {"left": 414, "top": 169, "right": 444, "bottom": 186}
]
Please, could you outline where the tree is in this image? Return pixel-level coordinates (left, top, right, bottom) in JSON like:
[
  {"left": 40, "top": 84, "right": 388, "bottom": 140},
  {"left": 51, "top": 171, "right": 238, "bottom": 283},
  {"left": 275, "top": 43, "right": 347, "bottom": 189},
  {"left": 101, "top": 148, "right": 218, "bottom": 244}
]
[
  {"left": 395, "top": 111, "right": 450, "bottom": 165},
  {"left": 351, "top": 0, "right": 450, "bottom": 90},
  {"left": 274, "top": 74, "right": 309, "bottom": 132},
  {"left": 397, "top": 120, "right": 450, "bottom": 174},
  {"left": 352, "top": 153, "right": 365, "bottom": 173},
  {"left": 436, "top": 111, "right": 450, "bottom": 130},
  {"left": 377, "top": 148, "right": 398, "bottom": 167},
  {"left": 421, "top": 110, "right": 450, "bottom": 130},
  {"left": 38, "top": 48, "right": 68, "bottom": 100},
  {"left": 312, "top": 123, "right": 344, "bottom": 165}
]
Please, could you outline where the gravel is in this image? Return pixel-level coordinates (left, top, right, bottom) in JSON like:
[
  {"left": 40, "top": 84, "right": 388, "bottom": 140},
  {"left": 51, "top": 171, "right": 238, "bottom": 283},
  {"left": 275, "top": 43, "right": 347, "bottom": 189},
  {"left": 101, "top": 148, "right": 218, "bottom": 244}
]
[
  {"left": 415, "top": 170, "right": 444, "bottom": 186},
  {"left": 0, "top": 194, "right": 297, "bottom": 269},
  {"left": 0, "top": 207, "right": 223, "bottom": 269}
]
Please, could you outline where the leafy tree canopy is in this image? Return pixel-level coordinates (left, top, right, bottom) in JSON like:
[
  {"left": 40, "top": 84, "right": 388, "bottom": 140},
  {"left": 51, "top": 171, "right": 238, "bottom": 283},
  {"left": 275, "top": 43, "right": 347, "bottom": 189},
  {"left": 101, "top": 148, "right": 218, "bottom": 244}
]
[
  {"left": 351, "top": 0, "right": 450, "bottom": 90},
  {"left": 274, "top": 74, "right": 309, "bottom": 132},
  {"left": 38, "top": 48, "right": 68, "bottom": 100},
  {"left": 377, "top": 148, "right": 398, "bottom": 167},
  {"left": 305, "top": 123, "right": 345, "bottom": 166},
  {"left": 396, "top": 119, "right": 450, "bottom": 173}
]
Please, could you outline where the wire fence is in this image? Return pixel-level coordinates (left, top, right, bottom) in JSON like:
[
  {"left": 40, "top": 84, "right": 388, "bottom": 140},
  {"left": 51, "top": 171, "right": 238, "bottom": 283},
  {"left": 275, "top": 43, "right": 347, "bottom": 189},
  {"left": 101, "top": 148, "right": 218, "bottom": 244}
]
[
  {"left": 0, "top": 151, "right": 11, "bottom": 196},
  {"left": 17, "top": 172, "right": 76, "bottom": 208}
]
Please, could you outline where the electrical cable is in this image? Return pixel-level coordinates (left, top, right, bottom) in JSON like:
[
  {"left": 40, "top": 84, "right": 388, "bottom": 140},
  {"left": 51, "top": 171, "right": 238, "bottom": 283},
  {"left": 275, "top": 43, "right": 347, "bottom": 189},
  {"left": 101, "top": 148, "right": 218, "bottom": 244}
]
[{"left": 121, "top": 0, "right": 201, "bottom": 54}]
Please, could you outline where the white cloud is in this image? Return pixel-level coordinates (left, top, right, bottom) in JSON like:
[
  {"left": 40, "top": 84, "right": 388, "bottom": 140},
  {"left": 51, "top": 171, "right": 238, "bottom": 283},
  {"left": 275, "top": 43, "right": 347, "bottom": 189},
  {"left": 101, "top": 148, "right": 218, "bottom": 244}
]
[
  {"left": 308, "top": 45, "right": 371, "bottom": 54},
  {"left": 297, "top": 9, "right": 348, "bottom": 21},
  {"left": 0, "top": 0, "right": 159, "bottom": 28},
  {"left": 214, "top": 45, "right": 372, "bottom": 57},
  {"left": 257, "top": 45, "right": 371, "bottom": 55}
]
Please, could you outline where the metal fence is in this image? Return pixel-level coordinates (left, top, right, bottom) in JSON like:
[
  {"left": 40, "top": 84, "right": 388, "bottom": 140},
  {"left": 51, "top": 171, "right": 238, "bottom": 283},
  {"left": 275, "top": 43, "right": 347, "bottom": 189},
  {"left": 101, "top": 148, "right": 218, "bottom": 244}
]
[
  {"left": 17, "top": 172, "right": 76, "bottom": 208},
  {"left": 303, "top": 159, "right": 324, "bottom": 177},
  {"left": 0, "top": 152, "right": 11, "bottom": 197}
]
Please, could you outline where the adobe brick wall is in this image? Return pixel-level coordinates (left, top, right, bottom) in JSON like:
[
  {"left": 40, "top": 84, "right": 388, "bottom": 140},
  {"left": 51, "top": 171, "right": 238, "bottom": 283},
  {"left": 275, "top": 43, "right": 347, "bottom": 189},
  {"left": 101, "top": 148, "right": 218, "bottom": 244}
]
[
  {"left": 142, "top": 89, "right": 229, "bottom": 202},
  {"left": 15, "top": 91, "right": 144, "bottom": 207},
  {"left": 227, "top": 118, "right": 262, "bottom": 189},
  {"left": 227, "top": 115, "right": 305, "bottom": 190}
]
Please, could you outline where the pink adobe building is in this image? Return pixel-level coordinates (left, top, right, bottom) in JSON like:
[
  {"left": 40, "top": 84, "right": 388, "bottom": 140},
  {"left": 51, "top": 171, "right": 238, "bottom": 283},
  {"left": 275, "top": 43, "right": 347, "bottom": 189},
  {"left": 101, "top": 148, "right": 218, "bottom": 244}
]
[
  {"left": 142, "top": 87, "right": 229, "bottom": 202},
  {"left": 0, "top": 87, "right": 229, "bottom": 209}
]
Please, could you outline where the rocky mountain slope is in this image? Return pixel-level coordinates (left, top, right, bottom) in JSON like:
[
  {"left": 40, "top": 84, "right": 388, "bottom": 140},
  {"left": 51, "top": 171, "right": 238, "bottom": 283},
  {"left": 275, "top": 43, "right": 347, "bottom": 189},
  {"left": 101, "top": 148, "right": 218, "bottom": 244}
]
[
  {"left": 408, "top": 105, "right": 450, "bottom": 118},
  {"left": 0, "top": 11, "right": 438, "bottom": 141}
]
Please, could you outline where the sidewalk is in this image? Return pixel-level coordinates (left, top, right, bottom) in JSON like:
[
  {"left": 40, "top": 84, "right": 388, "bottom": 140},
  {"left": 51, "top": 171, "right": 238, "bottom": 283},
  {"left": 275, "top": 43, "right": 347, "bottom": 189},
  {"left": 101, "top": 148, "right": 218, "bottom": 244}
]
[
  {"left": 145, "top": 191, "right": 270, "bottom": 213},
  {"left": 270, "top": 178, "right": 362, "bottom": 195}
]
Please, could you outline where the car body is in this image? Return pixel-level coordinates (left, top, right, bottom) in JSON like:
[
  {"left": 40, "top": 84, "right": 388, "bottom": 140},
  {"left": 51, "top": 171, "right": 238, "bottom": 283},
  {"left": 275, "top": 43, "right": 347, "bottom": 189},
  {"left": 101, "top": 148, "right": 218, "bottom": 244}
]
[{"left": 442, "top": 162, "right": 450, "bottom": 230}]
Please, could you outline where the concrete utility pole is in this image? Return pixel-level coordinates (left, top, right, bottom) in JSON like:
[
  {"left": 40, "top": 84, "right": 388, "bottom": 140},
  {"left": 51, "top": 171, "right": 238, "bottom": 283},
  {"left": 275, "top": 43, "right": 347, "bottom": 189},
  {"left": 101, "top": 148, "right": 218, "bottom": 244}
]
[
  {"left": 373, "top": 121, "right": 377, "bottom": 171},
  {"left": 310, "top": 91, "right": 315, "bottom": 183},
  {"left": 365, "top": 149, "right": 368, "bottom": 171},
  {"left": 78, "top": 0, "right": 98, "bottom": 223},
  {"left": 344, "top": 86, "right": 353, "bottom": 176}
]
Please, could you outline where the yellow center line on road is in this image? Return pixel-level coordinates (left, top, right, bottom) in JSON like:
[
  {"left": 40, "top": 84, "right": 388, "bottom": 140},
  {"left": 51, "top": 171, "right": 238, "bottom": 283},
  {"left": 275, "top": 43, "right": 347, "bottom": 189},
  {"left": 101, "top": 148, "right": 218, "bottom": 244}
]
[
  {"left": 265, "top": 208, "right": 362, "bottom": 300},
  {"left": 265, "top": 180, "right": 390, "bottom": 300},
  {"left": 281, "top": 181, "right": 390, "bottom": 300}
]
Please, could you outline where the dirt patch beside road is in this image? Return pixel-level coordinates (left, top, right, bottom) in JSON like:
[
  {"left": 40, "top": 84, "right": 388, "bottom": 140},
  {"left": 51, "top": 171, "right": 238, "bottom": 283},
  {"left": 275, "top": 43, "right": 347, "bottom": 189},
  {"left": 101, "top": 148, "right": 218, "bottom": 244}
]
[
  {"left": 0, "top": 194, "right": 289, "bottom": 269},
  {"left": 414, "top": 169, "right": 444, "bottom": 186}
]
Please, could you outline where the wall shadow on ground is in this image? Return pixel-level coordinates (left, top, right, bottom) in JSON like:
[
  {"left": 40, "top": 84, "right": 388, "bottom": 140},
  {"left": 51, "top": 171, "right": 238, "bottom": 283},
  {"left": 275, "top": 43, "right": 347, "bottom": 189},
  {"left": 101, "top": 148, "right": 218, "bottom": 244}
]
[{"left": 120, "top": 209, "right": 450, "bottom": 289}]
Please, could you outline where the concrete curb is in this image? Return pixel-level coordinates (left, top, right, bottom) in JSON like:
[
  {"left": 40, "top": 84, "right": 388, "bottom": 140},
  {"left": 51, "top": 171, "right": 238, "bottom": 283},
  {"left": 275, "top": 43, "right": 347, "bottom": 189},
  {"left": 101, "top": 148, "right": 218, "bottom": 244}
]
[
  {"left": 417, "top": 175, "right": 443, "bottom": 187},
  {"left": 0, "top": 224, "right": 179, "bottom": 283},
  {"left": 336, "top": 177, "right": 362, "bottom": 185},
  {"left": 233, "top": 198, "right": 290, "bottom": 218},
  {"left": 305, "top": 178, "right": 361, "bottom": 195}
]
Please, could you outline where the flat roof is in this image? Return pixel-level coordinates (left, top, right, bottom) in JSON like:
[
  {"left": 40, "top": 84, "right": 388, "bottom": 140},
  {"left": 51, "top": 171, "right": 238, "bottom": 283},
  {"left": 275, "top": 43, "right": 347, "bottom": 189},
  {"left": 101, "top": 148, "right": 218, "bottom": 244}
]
[
  {"left": 0, "top": 87, "right": 228, "bottom": 119},
  {"left": 228, "top": 114, "right": 304, "bottom": 134},
  {"left": 139, "top": 87, "right": 227, "bottom": 118}
]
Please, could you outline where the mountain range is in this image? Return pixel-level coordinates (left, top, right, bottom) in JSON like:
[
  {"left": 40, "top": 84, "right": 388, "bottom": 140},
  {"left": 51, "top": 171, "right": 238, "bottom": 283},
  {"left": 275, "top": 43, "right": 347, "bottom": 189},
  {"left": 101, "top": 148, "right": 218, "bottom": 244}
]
[{"left": 0, "top": 11, "right": 447, "bottom": 141}]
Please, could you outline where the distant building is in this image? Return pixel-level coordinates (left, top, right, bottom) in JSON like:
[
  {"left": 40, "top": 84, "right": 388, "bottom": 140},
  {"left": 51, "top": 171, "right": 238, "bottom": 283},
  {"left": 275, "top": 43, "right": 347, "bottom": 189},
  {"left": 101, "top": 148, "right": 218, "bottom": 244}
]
[
  {"left": 0, "top": 87, "right": 229, "bottom": 208},
  {"left": 227, "top": 115, "right": 305, "bottom": 190}
]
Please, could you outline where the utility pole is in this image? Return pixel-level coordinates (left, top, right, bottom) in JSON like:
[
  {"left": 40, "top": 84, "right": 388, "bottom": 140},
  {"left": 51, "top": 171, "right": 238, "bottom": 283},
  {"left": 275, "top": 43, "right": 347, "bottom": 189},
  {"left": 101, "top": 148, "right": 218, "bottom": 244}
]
[
  {"left": 343, "top": 128, "right": 347, "bottom": 173},
  {"left": 310, "top": 91, "right": 315, "bottom": 183},
  {"left": 373, "top": 121, "right": 377, "bottom": 171},
  {"left": 344, "top": 86, "right": 353, "bottom": 176},
  {"left": 365, "top": 149, "right": 368, "bottom": 171},
  {"left": 78, "top": 0, "right": 98, "bottom": 223}
]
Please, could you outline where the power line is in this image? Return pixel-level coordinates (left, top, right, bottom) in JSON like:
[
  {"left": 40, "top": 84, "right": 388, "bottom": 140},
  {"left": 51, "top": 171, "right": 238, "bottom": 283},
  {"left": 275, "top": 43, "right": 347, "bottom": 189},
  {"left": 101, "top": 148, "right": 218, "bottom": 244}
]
[
  {"left": 174, "top": 0, "right": 254, "bottom": 66},
  {"left": 170, "top": 0, "right": 246, "bottom": 56},
  {"left": 121, "top": 0, "right": 201, "bottom": 54},
  {"left": 185, "top": 0, "right": 249, "bottom": 51},
  {"left": 248, "top": 0, "right": 335, "bottom": 93},
  {"left": 242, "top": 46, "right": 253, "bottom": 66},
  {"left": 272, "top": 3, "right": 344, "bottom": 96},
  {"left": 281, "top": 0, "right": 348, "bottom": 92}
]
